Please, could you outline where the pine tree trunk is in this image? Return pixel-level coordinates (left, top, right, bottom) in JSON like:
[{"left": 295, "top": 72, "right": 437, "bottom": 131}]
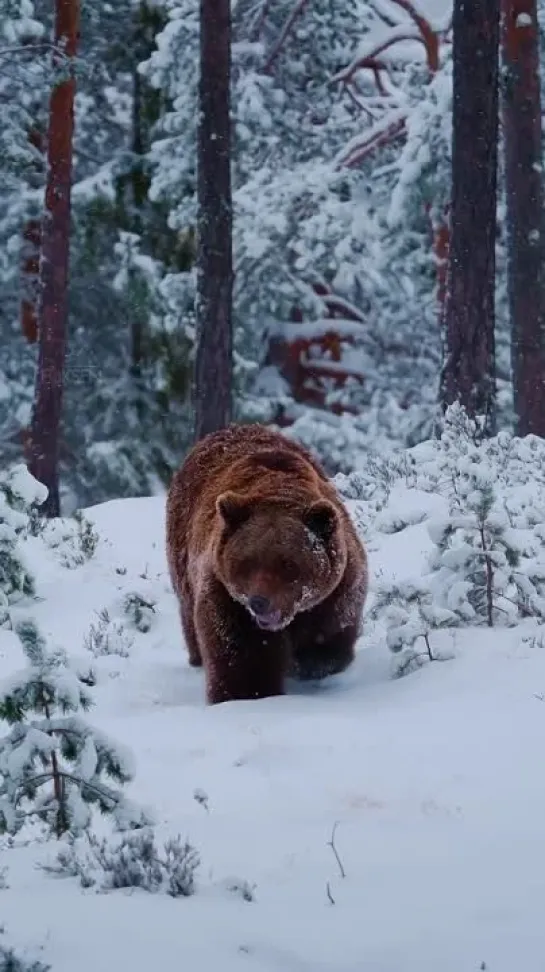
[
  {"left": 194, "top": 0, "right": 233, "bottom": 442},
  {"left": 28, "top": 0, "right": 80, "bottom": 517},
  {"left": 441, "top": 0, "right": 500, "bottom": 436},
  {"left": 20, "top": 127, "right": 43, "bottom": 345},
  {"left": 127, "top": 25, "right": 147, "bottom": 421},
  {"left": 20, "top": 25, "right": 46, "bottom": 346},
  {"left": 501, "top": 0, "right": 545, "bottom": 437}
]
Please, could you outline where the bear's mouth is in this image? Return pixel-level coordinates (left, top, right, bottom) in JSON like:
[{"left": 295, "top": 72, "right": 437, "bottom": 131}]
[{"left": 251, "top": 609, "right": 285, "bottom": 631}]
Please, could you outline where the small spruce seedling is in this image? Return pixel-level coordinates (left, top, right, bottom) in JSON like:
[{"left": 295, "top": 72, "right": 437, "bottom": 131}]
[
  {"left": 369, "top": 579, "right": 457, "bottom": 676},
  {"left": 0, "top": 620, "right": 146, "bottom": 838},
  {"left": 0, "top": 465, "right": 46, "bottom": 614}
]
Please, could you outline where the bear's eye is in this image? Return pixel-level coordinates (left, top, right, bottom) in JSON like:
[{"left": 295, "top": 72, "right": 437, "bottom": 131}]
[{"left": 278, "top": 558, "right": 300, "bottom": 583}]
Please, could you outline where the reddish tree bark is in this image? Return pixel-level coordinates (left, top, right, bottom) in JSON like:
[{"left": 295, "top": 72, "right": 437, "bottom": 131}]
[
  {"left": 501, "top": 0, "right": 545, "bottom": 437},
  {"left": 20, "top": 126, "right": 44, "bottom": 345},
  {"left": 194, "top": 0, "right": 233, "bottom": 442},
  {"left": 19, "top": 24, "right": 46, "bottom": 345},
  {"left": 441, "top": 0, "right": 500, "bottom": 435},
  {"left": 21, "top": 217, "right": 41, "bottom": 344},
  {"left": 28, "top": 0, "right": 80, "bottom": 516}
]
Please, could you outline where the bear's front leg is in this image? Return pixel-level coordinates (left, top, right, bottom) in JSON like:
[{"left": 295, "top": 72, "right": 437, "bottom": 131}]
[
  {"left": 195, "top": 580, "right": 288, "bottom": 704},
  {"left": 289, "top": 577, "right": 365, "bottom": 682},
  {"left": 289, "top": 621, "right": 359, "bottom": 681}
]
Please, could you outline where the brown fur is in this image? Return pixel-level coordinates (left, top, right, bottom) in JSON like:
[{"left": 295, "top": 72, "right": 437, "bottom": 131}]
[{"left": 166, "top": 424, "right": 368, "bottom": 704}]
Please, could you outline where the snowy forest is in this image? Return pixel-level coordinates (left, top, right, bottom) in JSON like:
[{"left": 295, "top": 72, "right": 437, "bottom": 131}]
[
  {"left": 3, "top": 2, "right": 545, "bottom": 968},
  {"left": 2, "top": 0, "right": 544, "bottom": 515}
]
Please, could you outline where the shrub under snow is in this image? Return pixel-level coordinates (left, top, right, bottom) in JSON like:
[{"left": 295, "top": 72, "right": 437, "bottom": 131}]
[
  {"left": 0, "top": 944, "right": 49, "bottom": 972},
  {"left": 45, "top": 828, "right": 199, "bottom": 897},
  {"left": 341, "top": 405, "right": 545, "bottom": 675}
]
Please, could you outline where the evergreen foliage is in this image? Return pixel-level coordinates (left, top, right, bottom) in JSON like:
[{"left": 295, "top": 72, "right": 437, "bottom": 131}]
[
  {"left": 0, "top": 465, "right": 46, "bottom": 621},
  {"left": 0, "top": 0, "right": 532, "bottom": 500},
  {"left": 0, "top": 619, "right": 149, "bottom": 837},
  {"left": 361, "top": 405, "right": 545, "bottom": 675},
  {"left": 37, "top": 510, "right": 99, "bottom": 568},
  {"left": 369, "top": 579, "right": 457, "bottom": 674}
]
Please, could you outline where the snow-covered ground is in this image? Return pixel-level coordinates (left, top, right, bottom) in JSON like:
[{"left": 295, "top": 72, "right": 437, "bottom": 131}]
[{"left": 2, "top": 476, "right": 545, "bottom": 971}]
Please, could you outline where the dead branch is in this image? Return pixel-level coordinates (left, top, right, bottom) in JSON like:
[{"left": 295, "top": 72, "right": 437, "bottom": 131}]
[
  {"left": 423, "top": 633, "right": 434, "bottom": 661},
  {"left": 327, "top": 821, "right": 346, "bottom": 878}
]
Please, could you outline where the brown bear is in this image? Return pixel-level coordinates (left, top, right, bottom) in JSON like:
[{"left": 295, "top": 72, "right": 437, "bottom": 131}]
[{"left": 166, "top": 423, "right": 368, "bottom": 704}]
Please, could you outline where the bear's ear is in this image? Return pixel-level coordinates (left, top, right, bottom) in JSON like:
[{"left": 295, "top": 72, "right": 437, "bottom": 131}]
[
  {"left": 216, "top": 491, "right": 250, "bottom": 529},
  {"left": 303, "top": 500, "right": 338, "bottom": 541}
]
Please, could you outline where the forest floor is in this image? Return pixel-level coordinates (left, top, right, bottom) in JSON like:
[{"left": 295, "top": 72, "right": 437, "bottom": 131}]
[{"left": 2, "top": 492, "right": 545, "bottom": 971}]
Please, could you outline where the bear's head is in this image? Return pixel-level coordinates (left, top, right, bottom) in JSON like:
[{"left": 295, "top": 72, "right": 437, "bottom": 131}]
[{"left": 214, "top": 492, "right": 348, "bottom": 631}]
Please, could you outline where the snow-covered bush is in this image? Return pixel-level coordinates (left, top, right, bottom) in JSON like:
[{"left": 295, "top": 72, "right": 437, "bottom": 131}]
[
  {"left": 83, "top": 609, "right": 133, "bottom": 659},
  {"left": 0, "top": 465, "right": 47, "bottom": 622},
  {"left": 38, "top": 511, "right": 99, "bottom": 569},
  {"left": 45, "top": 828, "right": 199, "bottom": 897},
  {"left": 428, "top": 476, "right": 530, "bottom": 627},
  {"left": 123, "top": 591, "right": 156, "bottom": 633},
  {"left": 221, "top": 876, "right": 256, "bottom": 903},
  {"left": 423, "top": 410, "right": 545, "bottom": 627},
  {"left": 0, "top": 942, "right": 49, "bottom": 972},
  {"left": 362, "top": 406, "right": 545, "bottom": 673},
  {"left": 369, "top": 580, "right": 457, "bottom": 677},
  {"left": 0, "top": 620, "right": 149, "bottom": 837}
]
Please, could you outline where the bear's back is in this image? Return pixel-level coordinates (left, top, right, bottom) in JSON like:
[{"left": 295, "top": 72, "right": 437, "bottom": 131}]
[{"left": 171, "top": 424, "right": 327, "bottom": 513}]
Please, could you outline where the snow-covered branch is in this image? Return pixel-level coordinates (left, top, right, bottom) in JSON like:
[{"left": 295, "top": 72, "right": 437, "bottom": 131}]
[
  {"left": 388, "top": 0, "right": 439, "bottom": 72},
  {"left": 264, "top": 0, "right": 310, "bottom": 72},
  {"left": 334, "top": 111, "right": 406, "bottom": 169},
  {"left": 331, "top": 27, "right": 424, "bottom": 86}
]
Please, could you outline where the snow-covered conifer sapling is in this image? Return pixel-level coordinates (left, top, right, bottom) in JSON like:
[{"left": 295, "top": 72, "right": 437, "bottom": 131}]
[
  {"left": 0, "top": 620, "right": 148, "bottom": 838},
  {"left": 428, "top": 459, "right": 527, "bottom": 627},
  {"left": 369, "top": 579, "right": 457, "bottom": 676},
  {"left": 0, "top": 465, "right": 47, "bottom": 621}
]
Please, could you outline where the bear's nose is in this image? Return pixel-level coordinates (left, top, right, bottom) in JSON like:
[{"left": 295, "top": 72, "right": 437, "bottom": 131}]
[{"left": 248, "top": 595, "right": 271, "bottom": 617}]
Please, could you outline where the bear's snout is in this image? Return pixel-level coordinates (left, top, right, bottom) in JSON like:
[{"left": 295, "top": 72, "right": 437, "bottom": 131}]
[
  {"left": 248, "top": 594, "right": 271, "bottom": 617},
  {"left": 245, "top": 592, "right": 285, "bottom": 630}
]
